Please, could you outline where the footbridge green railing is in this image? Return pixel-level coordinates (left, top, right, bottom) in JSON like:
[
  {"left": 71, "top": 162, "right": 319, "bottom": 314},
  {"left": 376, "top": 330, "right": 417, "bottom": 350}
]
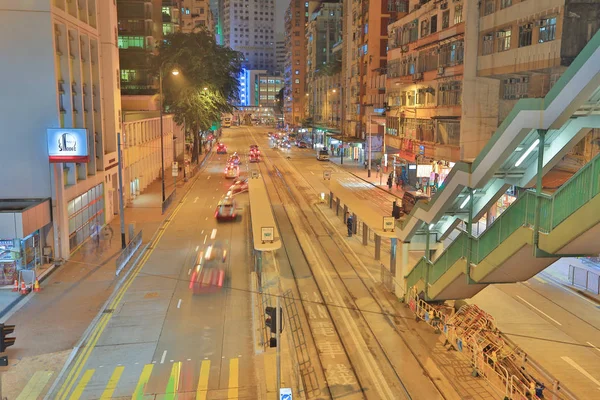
[{"left": 406, "top": 152, "right": 600, "bottom": 291}]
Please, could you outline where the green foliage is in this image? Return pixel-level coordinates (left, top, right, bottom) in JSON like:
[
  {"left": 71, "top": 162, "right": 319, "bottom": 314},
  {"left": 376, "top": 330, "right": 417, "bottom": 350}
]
[
  {"left": 275, "top": 88, "right": 284, "bottom": 115},
  {"left": 154, "top": 30, "right": 244, "bottom": 161},
  {"left": 315, "top": 58, "right": 342, "bottom": 77}
]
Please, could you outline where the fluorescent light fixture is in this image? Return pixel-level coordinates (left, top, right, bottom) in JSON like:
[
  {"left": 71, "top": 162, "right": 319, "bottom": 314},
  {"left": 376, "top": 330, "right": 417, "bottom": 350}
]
[
  {"left": 429, "top": 224, "right": 434, "bottom": 230},
  {"left": 515, "top": 139, "right": 540, "bottom": 167},
  {"left": 460, "top": 195, "right": 471, "bottom": 209}
]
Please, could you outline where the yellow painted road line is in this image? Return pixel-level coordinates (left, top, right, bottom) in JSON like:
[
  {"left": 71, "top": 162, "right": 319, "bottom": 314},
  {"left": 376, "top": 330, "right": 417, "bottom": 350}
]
[
  {"left": 56, "top": 198, "right": 189, "bottom": 399},
  {"left": 164, "top": 361, "right": 182, "bottom": 400},
  {"left": 16, "top": 371, "right": 54, "bottom": 400},
  {"left": 196, "top": 360, "right": 211, "bottom": 400},
  {"left": 534, "top": 276, "right": 548, "bottom": 284},
  {"left": 132, "top": 364, "right": 154, "bottom": 400},
  {"left": 99, "top": 365, "right": 125, "bottom": 399},
  {"left": 228, "top": 358, "right": 239, "bottom": 399},
  {"left": 68, "top": 369, "right": 95, "bottom": 400}
]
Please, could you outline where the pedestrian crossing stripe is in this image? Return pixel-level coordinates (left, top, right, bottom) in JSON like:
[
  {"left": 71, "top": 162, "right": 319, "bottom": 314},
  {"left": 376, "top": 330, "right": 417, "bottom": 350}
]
[{"left": 18, "top": 359, "right": 243, "bottom": 399}]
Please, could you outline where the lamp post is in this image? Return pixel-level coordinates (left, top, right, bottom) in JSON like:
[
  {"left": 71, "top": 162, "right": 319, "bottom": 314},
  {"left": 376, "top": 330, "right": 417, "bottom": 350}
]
[{"left": 159, "top": 64, "right": 180, "bottom": 202}]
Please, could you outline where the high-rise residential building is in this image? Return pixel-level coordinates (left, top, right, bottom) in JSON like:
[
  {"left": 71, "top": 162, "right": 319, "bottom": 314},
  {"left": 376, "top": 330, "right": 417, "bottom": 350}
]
[
  {"left": 306, "top": 1, "right": 343, "bottom": 128},
  {"left": 117, "top": 0, "right": 165, "bottom": 96},
  {"left": 283, "top": 0, "right": 309, "bottom": 127},
  {"left": 0, "top": 0, "right": 122, "bottom": 264},
  {"left": 275, "top": 34, "right": 286, "bottom": 74},
  {"left": 221, "top": 0, "right": 276, "bottom": 72},
  {"left": 210, "top": 0, "right": 224, "bottom": 44},
  {"left": 180, "top": 0, "right": 215, "bottom": 33},
  {"left": 344, "top": 0, "right": 400, "bottom": 140}
]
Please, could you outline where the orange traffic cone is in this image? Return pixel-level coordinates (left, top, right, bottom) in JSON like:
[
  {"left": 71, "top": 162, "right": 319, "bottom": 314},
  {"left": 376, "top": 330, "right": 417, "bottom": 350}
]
[
  {"left": 12, "top": 279, "right": 18, "bottom": 292},
  {"left": 20, "top": 281, "right": 28, "bottom": 295},
  {"left": 33, "top": 279, "right": 41, "bottom": 292}
]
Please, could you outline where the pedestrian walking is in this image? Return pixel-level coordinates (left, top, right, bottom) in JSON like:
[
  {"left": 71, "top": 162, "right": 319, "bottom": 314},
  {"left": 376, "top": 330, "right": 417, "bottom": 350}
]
[
  {"left": 395, "top": 174, "right": 401, "bottom": 190},
  {"left": 346, "top": 212, "right": 353, "bottom": 237},
  {"left": 387, "top": 174, "right": 393, "bottom": 190},
  {"left": 376, "top": 164, "right": 381, "bottom": 177}
]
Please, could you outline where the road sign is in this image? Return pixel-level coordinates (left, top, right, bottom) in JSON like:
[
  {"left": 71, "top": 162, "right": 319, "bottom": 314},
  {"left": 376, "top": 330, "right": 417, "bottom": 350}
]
[
  {"left": 172, "top": 162, "right": 179, "bottom": 177},
  {"left": 323, "top": 170, "right": 331, "bottom": 180},
  {"left": 280, "top": 388, "right": 292, "bottom": 400},
  {"left": 261, "top": 227, "right": 274, "bottom": 243},
  {"left": 383, "top": 216, "right": 395, "bottom": 232},
  {"left": 251, "top": 170, "right": 259, "bottom": 179}
]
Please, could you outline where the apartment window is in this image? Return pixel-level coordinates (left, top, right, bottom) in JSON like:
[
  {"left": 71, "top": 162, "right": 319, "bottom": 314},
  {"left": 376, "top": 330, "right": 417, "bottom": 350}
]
[
  {"left": 454, "top": 5, "right": 463, "bottom": 24},
  {"left": 483, "top": 0, "right": 495, "bottom": 16},
  {"left": 431, "top": 15, "right": 438, "bottom": 34},
  {"left": 118, "top": 36, "right": 145, "bottom": 49},
  {"left": 442, "top": 10, "right": 450, "bottom": 29},
  {"left": 121, "top": 69, "right": 137, "bottom": 82},
  {"left": 500, "top": 0, "right": 512, "bottom": 9},
  {"left": 519, "top": 23, "right": 532, "bottom": 47},
  {"left": 502, "top": 77, "right": 529, "bottom": 99},
  {"left": 497, "top": 29, "right": 511, "bottom": 52},
  {"left": 439, "top": 40, "right": 464, "bottom": 67},
  {"left": 416, "top": 89, "right": 426, "bottom": 105},
  {"left": 538, "top": 17, "right": 556, "bottom": 43},
  {"left": 438, "top": 81, "right": 461, "bottom": 106},
  {"left": 418, "top": 48, "right": 438, "bottom": 72},
  {"left": 437, "top": 120, "right": 460, "bottom": 146},
  {"left": 295, "top": 78, "right": 300, "bottom": 83},
  {"left": 482, "top": 33, "right": 494, "bottom": 55},
  {"left": 421, "top": 19, "right": 429, "bottom": 38}
]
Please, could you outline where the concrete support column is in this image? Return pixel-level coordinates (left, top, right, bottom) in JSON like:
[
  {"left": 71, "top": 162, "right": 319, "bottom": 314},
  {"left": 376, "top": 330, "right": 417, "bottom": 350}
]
[
  {"left": 362, "top": 222, "right": 368, "bottom": 245},
  {"left": 401, "top": 242, "right": 410, "bottom": 285},
  {"left": 374, "top": 234, "right": 381, "bottom": 260},
  {"left": 352, "top": 213, "right": 358, "bottom": 234},
  {"left": 390, "top": 238, "right": 398, "bottom": 276}
]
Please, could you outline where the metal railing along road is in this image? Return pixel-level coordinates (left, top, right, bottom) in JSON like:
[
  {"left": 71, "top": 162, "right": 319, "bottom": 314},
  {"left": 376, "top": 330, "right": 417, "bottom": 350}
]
[
  {"left": 115, "top": 230, "right": 143, "bottom": 276},
  {"left": 406, "top": 151, "right": 600, "bottom": 290},
  {"left": 569, "top": 264, "right": 600, "bottom": 294}
]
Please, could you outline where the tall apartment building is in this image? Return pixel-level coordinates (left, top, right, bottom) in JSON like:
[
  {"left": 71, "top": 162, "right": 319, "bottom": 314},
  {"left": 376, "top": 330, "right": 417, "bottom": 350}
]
[
  {"left": 344, "top": 0, "right": 400, "bottom": 139},
  {"left": 117, "top": 0, "right": 165, "bottom": 95},
  {"left": 221, "top": 0, "right": 276, "bottom": 72},
  {"left": 306, "top": 1, "right": 343, "bottom": 128},
  {"left": 0, "top": 0, "right": 122, "bottom": 268},
  {"left": 275, "top": 34, "right": 286, "bottom": 74},
  {"left": 283, "top": 0, "right": 309, "bottom": 126},
  {"left": 180, "top": 0, "right": 215, "bottom": 33}
]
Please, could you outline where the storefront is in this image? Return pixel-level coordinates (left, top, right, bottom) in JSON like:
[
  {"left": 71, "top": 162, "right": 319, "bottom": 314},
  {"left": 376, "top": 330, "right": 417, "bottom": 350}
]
[
  {"left": 67, "top": 183, "right": 105, "bottom": 252},
  {"left": 0, "top": 199, "right": 52, "bottom": 285}
]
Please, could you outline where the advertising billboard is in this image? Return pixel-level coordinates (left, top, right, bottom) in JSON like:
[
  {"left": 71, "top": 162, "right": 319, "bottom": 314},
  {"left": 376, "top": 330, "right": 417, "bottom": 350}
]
[{"left": 47, "top": 128, "right": 89, "bottom": 163}]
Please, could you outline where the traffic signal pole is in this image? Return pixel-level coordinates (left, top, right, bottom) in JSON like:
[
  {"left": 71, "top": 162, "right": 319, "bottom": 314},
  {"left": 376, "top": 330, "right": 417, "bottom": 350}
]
[{"left": 276, "top": 295, "right": 281, "bottom": 394}]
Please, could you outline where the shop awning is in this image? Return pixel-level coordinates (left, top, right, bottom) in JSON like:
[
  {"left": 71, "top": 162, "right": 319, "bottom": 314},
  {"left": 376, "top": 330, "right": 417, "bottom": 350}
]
[
  {"left": 331, "top": 135, "right": 363, "bottom": 143},
  {"left": 384, "top": 147, "right": 417, "bottom": 162},
  {"left": 0, "top": 198, "right": 51, "bottom": 238}
]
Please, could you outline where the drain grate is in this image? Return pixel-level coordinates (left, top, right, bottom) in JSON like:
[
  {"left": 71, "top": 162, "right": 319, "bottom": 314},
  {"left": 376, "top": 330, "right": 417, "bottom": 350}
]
[{"left": 102, "top": 309, "right": 115, "bottom": 314}]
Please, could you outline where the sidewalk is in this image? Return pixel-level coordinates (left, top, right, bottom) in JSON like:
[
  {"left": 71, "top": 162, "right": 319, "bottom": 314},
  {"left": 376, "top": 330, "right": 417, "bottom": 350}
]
[
  {"left": 542, "top": 257, "right": 600, "bottom": 303},
  {"left": 0, "top": 155, "right": 208, "bottom": 400},
  {"left": 329, "top": 156, "right": 406, "bottom": 198}
]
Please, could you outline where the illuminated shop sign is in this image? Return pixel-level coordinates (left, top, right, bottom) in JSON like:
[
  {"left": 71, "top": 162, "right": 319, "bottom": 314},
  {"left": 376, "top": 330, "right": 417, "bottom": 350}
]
[{"left": 47, "top": 128, "right": 89, "bottom": 163}]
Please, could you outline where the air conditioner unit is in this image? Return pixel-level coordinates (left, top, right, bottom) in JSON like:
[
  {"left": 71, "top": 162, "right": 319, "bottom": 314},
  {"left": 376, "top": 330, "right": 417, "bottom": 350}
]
[
  {"left": 413, "top": 72, "right": 423, "bottom": 80},
  {"left": 401, "top": 45, "right": 409, "bottom": 53},
  {"left": 437, "top": 67, "right": 445, "bottom": 75}
]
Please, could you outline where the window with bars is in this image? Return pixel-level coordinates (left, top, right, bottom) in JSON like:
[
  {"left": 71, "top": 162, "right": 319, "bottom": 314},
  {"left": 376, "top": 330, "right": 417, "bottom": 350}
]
[
  {"left": 418, "top": 48, "right": 438, "bottom": 73},
  {"left": 502, "top": 77, "right": 529, "bottom": 99},
  {"left": 482, "top": 33, "right": 494, "bottom": 55},
  {"left": 483, "top": 0, "right": 495, "bottom": 16},
  {"left": 497, "top": 29, "right": 511, "bottom": 52},
  {"left": 538, "top": 17, "right": 556, "bottom": 43},
  {"left": 437, "top": 120, "right": 461, "bottom": 145},
  {"left": 500, "top": 0, "right": 512, "bottom": 9},
  {"left": 438, "top": 81, "right": 462, "bottom": 106},
  {"left": 442, "top": 10, "right": 449, "bottom": 29},
  {"left": 454, "top": 5, "right": 463, "bottom": 24},
  {"left": 519, "top": 24, "right": 532, "bottom": 47},
  {"left": 439, "top": 40, "right": 464, "bottom": 67}
]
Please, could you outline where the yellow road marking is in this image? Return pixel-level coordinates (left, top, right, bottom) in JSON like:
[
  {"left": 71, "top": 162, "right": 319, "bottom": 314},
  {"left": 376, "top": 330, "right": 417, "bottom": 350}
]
[
  {"left": 132, "top": 364, "right": 154, "bottom": 400},
  {"left": 99, "top": 365, "right": 124, "bottom": 399},
  {"left": 68, "top": 369, "right": 94, "bottom": 400},
  {"left": 196, "top": 360, "right": 211, "bottom": 400},
  {"left": 16, "top": 371, "right": 54, "bottom": 400},
  {"left": 534, "top": 276, "right": 548, "bottom": 284},
  {"left": 56, "top": 197, "right": 189, "bottom": 400},
  {"left": 228, "top": 358, "right": 239, "bottom": 399},
  {"left": 165, "top": 361, "right": 182, "bottom": 399}
]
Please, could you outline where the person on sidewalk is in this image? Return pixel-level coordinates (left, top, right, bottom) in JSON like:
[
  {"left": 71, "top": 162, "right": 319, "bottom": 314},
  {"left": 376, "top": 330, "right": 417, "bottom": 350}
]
[
  {"left": 387, "top": 174, "right": 393, "bottom": 190},
  {"left": 396, "top": 174, "right": 402, "bottom": 190},
  {"left": 346, "top": 212, "right": 353, "bottom": 237},
  {"left": 376, "top": 164, "right": 381, "bottom": 178}
]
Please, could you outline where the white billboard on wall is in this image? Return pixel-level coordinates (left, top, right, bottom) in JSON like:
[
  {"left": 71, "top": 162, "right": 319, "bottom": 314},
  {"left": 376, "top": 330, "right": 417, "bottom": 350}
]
[{"left": 47, "top": 128, "right": 89, "bottom": 163}]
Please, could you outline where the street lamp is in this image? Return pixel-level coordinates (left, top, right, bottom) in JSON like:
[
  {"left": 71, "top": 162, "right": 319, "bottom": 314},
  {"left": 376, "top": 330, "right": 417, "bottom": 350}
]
[{"left": 159, "top": 63, "right": 180, "bottom": 203}]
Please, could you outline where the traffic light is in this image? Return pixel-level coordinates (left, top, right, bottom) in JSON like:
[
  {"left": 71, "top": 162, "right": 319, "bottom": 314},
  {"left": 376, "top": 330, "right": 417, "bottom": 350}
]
[
  {"left": 0, "top": 324, "right": 15, "bottom": 353},
  {"left": 265, "top": 306, "right": 283, "bottom": 335}
]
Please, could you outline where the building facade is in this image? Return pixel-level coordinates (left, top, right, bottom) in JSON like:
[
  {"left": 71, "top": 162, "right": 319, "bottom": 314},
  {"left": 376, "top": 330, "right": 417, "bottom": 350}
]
[
  {"left": 117, "top": 0, "right": 165, "bottom": 95},
  {"left": 180, "top": 0, "right": 215, "bottom": 33},
  {"left": 221, "top": 0, "right": 276, "bottom": 72},
  {"left": 283, "top": 0, "right": 309, "bottom": 127},
  {"left": 275, "top": 34, "right": 286, "bottom": 75},
  {"left": 0, "top": 0, "right": 122, "bottom": 269}
]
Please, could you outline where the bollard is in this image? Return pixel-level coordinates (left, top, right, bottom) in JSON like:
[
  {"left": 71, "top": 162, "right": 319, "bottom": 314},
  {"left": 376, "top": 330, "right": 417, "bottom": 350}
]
[
  {"left": 362, "top": 222, "right": 368, "bottom": 245},
  {"left": 374, "top": 235, "right": 381, "bottom": 260}
]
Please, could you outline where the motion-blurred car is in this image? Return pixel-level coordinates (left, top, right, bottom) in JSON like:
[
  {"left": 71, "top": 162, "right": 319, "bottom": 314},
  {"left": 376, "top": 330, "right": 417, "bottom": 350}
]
[
  {"left": 228, "top": 153, "right": 241, "bottom": 165},
  {"left": 224, "top": 165, "right": 239, "bottom": 179},
  {"left": 229, "top": 179, "right": 248, "bottom": 194},
  {"left": 216, "top": 143, "right": 227, "bottom": 154},
  {"left": 249, "top": 153, "right": 260, "bottom": 163},
  {"left": 280, "top": 140, "right": 291, "bottom": 149},
  {"left": 189, "top": 247, "right": 225, "bottom": 294},
  {"left": 215, "top": 196, "right": 237, "bottom": 221},
  {"left": 297, "top": 141, "right": 308, "bottom": 148}
]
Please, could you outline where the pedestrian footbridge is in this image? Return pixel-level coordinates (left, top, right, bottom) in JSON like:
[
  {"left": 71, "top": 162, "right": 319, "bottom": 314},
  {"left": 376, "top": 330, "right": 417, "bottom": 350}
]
[{"left": 400, "top": 30, "right": 600, "bottom": 300}]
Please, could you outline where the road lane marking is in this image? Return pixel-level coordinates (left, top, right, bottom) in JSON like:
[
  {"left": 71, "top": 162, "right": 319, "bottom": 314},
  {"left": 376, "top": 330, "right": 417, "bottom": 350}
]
[
  {"left": 165, "top": 362, "right": 182, "bottom": 400},
  {"left": 204, "top": 235, "right": 207, "bottom": 244},
  {"left": 69, "top": 369, "right": 94, "bottom": 400},
  {"left": 561, "top": 356, "right": 600, "bottom": 387},
  {"left": 206, "top": 217, "right": 209, "bottom": 220},
  {"left": 188, "top": 269, "right": 192, "bottom": 275},
  {"left": 160, "top": 350, "right": 167, "bottom": 364},
  {"left": 228, "top": 358, "right": 239, "bottom": 399},
  {"left": 201, "top": 230, "right": 204, "bottom": 234},
  {"left": 194, "top": 197, "right": 199, "bottom": 203},
  {"left": 195, "top": 245, "right": 199, "bottom": 251},
  {"left": 99, "top": 366, "right": 124, "bottom": 400},
  {"left": 55, "top": 194, "right": 189, "bottom": 399},
  {"left": 207, "top": 176, "right": 211, "bottom": 180},
  {"left": 211, "top": 229, "right": 217, "bottom": 239},
  {"left": 177, "top": 299, "right": 182, "bottom": 308},
  {"left": 515, "top": 295, "right": 562, "bottom": 326},
  {"left": 196, "top": 360, "right": 211, "bottom": 400},
  {"left": 132, "top": 364, "right": 154, "bottom": 400},
  {"left": 587, "top": 342, "right": 600, "bottom": 353},
  {"left": 310, "top": 171, "right": 314, "bottom": 175},
  {"left": 16, "top": 371, "right": 54, "bottom": 400}
]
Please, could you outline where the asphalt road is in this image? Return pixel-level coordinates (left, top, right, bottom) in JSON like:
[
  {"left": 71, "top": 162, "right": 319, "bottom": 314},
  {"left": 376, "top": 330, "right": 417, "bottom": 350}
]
[{"left": 48, "top": 130, "right": 257, "bottom": 399}]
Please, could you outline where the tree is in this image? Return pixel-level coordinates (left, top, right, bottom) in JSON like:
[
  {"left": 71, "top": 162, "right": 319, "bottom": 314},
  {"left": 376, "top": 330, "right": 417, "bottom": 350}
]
[
  {"left": 154, "top": 30, "right": 244, "bottom": 162},
  {"left": 275, "top": 88, "right": 284, "bottom": 115}
]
